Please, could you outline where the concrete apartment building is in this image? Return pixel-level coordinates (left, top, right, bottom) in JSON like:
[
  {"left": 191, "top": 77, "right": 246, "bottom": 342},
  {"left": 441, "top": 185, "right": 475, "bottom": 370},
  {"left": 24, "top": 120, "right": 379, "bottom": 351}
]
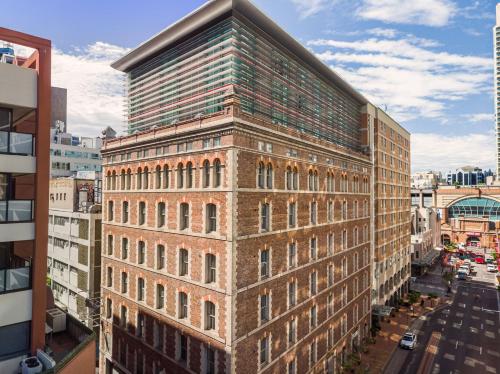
[
  {"left": 369, "top": 107, "right": 411, "bottom": 306},
  {"left": 99, "top": 1, "right": 409, "bottom": 373},
  {"left": 47, "top": 176, "right": 102, "bottom": 328},
  {"left": 0, "top": 28, "right": 96, "bottom": 374},
  {"left": 0, "top": 27, "right": 51, "bottom": 373}
]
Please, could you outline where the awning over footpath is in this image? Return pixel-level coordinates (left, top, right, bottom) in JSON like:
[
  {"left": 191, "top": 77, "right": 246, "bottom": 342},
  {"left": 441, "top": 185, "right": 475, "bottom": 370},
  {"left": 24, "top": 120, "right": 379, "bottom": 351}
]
[
  {"left": 412, "top": 248, "right": 441, "bottom": 267},
  {"left": 372, "top": 305, "right": 393, "bottom": 317}
]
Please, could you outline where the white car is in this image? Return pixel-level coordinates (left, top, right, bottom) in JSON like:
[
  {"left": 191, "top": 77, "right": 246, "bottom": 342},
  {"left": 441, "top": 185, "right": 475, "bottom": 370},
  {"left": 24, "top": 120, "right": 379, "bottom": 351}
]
[
  {"left": 400, "top": 332, "right": 417, "bottom": 350},
  {"left": 459, "top": 266, "right": 470, "bottom": 275},
  {"left": 487, "top": 264, "right": 497, "bottom": 273}
]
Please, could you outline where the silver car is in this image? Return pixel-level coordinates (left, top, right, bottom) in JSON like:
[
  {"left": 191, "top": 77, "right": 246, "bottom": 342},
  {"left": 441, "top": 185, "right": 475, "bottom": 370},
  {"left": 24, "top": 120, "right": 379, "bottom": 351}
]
[{"left": 400, "top": 332, "right": 417, "bottom": 350}]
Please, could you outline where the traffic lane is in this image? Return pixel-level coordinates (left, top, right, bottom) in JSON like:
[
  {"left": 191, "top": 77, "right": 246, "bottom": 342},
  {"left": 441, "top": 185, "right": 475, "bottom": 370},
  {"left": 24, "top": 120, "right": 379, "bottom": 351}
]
[{"left": 436, "top": 283, "right": 499, "bottom": 373}]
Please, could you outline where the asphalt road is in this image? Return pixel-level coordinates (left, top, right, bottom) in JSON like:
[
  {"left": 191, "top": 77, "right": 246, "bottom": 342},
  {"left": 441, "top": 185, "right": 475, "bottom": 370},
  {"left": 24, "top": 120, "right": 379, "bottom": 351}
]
[{"left": 385, "top": 264, "right": 500, "bottom": 374}]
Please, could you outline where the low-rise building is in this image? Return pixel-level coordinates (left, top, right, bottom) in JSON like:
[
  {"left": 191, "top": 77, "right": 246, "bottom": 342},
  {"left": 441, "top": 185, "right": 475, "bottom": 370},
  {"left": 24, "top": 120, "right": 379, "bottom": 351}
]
[
  {"left": 411, "top": 171, "right": 442, "bottom": 189},
  {"left": 437, "top": 185, "right": 500, "bottom": 249},
  {"left": 47, "top": 176, "right": 102, "bottom": 329}
]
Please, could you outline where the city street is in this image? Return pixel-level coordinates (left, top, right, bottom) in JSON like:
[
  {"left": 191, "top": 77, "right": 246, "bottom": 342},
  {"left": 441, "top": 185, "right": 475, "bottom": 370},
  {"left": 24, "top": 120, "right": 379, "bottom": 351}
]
[{"left": 385, "top": 263, "right": 500, "bottom": 374}]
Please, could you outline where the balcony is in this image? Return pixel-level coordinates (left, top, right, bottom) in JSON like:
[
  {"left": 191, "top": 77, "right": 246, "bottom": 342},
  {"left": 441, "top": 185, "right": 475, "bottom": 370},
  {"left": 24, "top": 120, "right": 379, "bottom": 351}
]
[
  {"left": 0, "top": 200, "right": 35, "bottom": 241},
  {"left": 0, "top": 266, "right": 31, "bottom": 294},
  {"left": 0, "top": 131, "right": 36, "bottom": 174}
]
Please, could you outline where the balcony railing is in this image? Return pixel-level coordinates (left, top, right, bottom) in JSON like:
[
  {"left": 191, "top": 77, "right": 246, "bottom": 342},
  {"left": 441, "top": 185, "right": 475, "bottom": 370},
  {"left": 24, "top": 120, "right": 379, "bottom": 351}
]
[
  {"left": 0, "top": 131, "right": 34, "bottom": 156},
  {"left": 0, "top": 266, "right": 31, "bottom": 294},
  {"left": 0, "top": 200, "right": 34, "bottom": 222}
]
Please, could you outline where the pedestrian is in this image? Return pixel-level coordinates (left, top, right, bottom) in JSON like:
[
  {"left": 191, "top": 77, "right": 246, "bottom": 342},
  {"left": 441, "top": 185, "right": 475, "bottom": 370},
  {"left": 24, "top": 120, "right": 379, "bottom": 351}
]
[{"left": 420, "top": 298, "right": 424, "bottom": 307}]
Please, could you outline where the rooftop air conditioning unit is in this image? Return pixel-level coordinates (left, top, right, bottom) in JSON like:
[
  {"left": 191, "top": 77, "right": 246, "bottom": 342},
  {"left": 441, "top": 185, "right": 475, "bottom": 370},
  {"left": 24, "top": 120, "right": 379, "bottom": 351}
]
[
  {"left": 19, "top": 357, "right": 42, "bottom": 374},
  {"left": 46, "top": 308, "right": 66, "bottom": 333}
]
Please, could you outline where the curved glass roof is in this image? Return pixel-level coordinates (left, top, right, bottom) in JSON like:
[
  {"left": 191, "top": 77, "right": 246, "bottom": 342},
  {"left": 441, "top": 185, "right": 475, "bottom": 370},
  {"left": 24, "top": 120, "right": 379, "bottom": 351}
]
[{"left": 448, "top": 197, "right": 500, "bottom": 221}]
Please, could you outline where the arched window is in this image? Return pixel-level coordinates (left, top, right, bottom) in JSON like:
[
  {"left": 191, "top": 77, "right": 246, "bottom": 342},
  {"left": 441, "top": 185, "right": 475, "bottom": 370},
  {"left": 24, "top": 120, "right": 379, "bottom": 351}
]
[
  {"left": 155, "top": 165, "right": 161, "bottom": 189},
  {"left": 257, "top": 162, "right": 265, "bottom": 188},
  {"left": 308, "top": 170, "right": 314, "bottom": 191},
  {"left": 136, "top": 168, "right": 142, "bottom": 190},
  {"left": 286, "top": 166, "right": 293, "bottom": 190},
  {"left": 120, "top": 170, "right": 126, "bottom": 190},
  {"left": 143, "top": 167, "right": 149, "bottom": 189},
  {"left": 266, "top": 163, "right": 273, "bottom": 189},
  {"left": 203, "top": 160, "right": 210, "bottom": 188},
  {"left": 106, "top": 171, "right": 111, "bottom": 190},
  {"left": 448, "top": 197, "right": 500, "bottom": 220},
  {"left": 186, "top": 162, "right": 193, "bottom": 188},
  {"left": 313, "top": 171, "right": 319, "bottom": 191},
  {"left": 213, "top": 159, "right": 222, "bottom": 187},
  {"left": 112, "top": 171, "right": 117, "bottom": 190},
  {"left": 293, "top": 167, "right": 299, "bottom": 190},
  {"left": 163, "top": 165, "right": 169, "bottom": 189},
  {"left": 204, "top": 301, "right": 216, "bottom": 330},
  {"left": 126, "top": 169, "right": 132, "bottom": 190},
  {"left": 177, "top": 163, "right": 184, "bottom": 188}
]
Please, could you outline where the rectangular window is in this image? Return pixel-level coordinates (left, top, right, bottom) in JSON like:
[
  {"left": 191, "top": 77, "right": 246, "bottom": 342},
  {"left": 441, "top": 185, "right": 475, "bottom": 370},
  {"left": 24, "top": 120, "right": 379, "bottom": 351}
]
[
  {"left": 179, "top": 334, "right": 188, "bottom": 362},
  {"left": 122, "top": 238, "right": 128, "bottom": 259},
  {"left": 288, "top": 242, "right": 297, "bottom": 269},
  {"left": 206, "top": 204, "right": 217, "bottom": 233},
  {"left": 288, "top": 318, "right": 296, "bottom": 345},
  {"left": 310, "top": 305, "right": 317, "bottom": 328},
  {"left": 122, "top": 201, "right": 129, "bottom": 223},
  {"left": 107, "top": 235, "right": 113, "bottom": 255},
  {"left": 179, "top": 249, "right": 189, "bottom": 276},
  {"left": 205, "top": 302, "right": 216, "bottom": 330},
  {"left": 260, "top": 337, "right": 269, "bottom": 365},
  {"left": 203, "top": 139, "right": 211, "bottom": 149},
  {"left": 157, "top": 245, "right": 165, "bottom": 270},
  {"left": 106, "top": 267, "right": 113, "bottom": 287},
  {"left": 156, "top": 284, "right": 164, "bottom": 309},
  {"left": 310, "top": 237, "right": 317, "bottom": 260},
  {"left": 205, "top": 254, "right": 216, "bottom": 283},
  {"left": 288, "top": 281, "right": 296, "bottom": 307},
  {"left": 260, "top": 294, "right": 270, "bottom": 322},
  {"left": 139, "top": 202, "right": 146, "bottom": 225},
  {"left": 137, "top": 278, "right": 145, "bottom": 301},
  {"left": 206, "top": 347, "right": 216, "bottom": 374},
  {"left": 121, "top": 272, "right": 128, "bottom": 294},
  {"left": 120, "top": 305, "right": 127, "bottom": 328},
  {"left": 137, "top": 313, "right": 145, "bottom": 338},
  {"left": 108, "top": 201, "right": 114, "bottom": 221},
  {"left": 327, "top": 233, "right": 334, "bottom": 255},
  {"left": 327, "top": 201, "right": 333, "bottom": 222},
  {"left": 178, "top": 293, "right": 188, "bottom": 319},
  {"left": 328, "top": 264, "right": 334, "bottom": 286},
  {"left": 260, "top": 249, "right": 269, "bottom": 279},
  {"left": 157, "top": 202, "right": 166, "bottom": 227},
  {"left": 288, "top": 202, "right": 296, "bottom": 227},
  {"left": 310, "top": 201, "right": 317, "bottom": 225},
  {"left": 310, "top": 272, "right": 317, "bottom": 295},
  {"left": 180, "top": 203, "right": 189, "bottom": 230},
  {"left": 261, "top": 203, "right": 270, "bottom": 231},
  {"left": 106, "top": 298, "right": 112, "bottom": 319},
  {"left": 213, "top": 137, "right": 221, "bottom": 147},
  {"left": 137, "top": 241, "right": 145, "bottom": 264}
]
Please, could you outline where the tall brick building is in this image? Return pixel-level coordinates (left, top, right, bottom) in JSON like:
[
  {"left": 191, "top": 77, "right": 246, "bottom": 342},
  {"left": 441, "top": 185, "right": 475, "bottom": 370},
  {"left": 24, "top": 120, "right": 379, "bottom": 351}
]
[
  {"left": 366, "top": 107, "right": 411, "bottom": 307},
  {"left": 99, "top": 1, "right": 410, "bottom": 373}
]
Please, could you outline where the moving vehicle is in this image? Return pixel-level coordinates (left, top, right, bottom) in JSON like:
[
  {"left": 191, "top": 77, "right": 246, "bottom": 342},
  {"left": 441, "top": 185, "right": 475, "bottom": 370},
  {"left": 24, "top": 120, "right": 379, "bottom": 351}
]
[
  {"left": 457, "top": 270, "right": 468, "bottom": 280},
  {"left": 400, "top": 332, "right": 417, "bottom": 350},
  {"left": 487, "top": 264, "right": 497, "bottom": 273},
  {"left": 474, "top": 256, "right": 485, "bottom": 264},
  {"left": 459, "top": 265, "right": 470, "bottom": 275}
]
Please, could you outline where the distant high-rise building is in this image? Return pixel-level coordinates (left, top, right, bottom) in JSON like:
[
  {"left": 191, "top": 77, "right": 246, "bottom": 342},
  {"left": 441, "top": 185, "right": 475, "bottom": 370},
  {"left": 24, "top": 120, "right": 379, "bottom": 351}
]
[
  {"left": 446, "top": 166, "right": 493, "bottom": 186},
  {"left": 51, "top": 86, "right": 67, "bottom": 133}
]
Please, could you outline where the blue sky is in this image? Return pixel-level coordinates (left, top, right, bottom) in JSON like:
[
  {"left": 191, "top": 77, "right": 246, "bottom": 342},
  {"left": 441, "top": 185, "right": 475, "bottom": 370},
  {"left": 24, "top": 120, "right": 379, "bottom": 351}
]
[{"left": 2, "top": 0, "right": 497, "bottom": 172}]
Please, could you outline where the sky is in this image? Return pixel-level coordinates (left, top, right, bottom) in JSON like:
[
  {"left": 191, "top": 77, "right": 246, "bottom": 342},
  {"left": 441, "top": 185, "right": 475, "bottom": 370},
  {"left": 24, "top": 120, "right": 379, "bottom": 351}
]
[{"left": 2, "top": 0, "right": 497, "bottom": 173}]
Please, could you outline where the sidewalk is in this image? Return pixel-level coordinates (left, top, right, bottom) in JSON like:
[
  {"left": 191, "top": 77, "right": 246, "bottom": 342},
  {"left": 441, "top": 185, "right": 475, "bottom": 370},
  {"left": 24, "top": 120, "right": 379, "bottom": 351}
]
[{"left": 359, "top": 296, "right": 447, "bottom": 374}]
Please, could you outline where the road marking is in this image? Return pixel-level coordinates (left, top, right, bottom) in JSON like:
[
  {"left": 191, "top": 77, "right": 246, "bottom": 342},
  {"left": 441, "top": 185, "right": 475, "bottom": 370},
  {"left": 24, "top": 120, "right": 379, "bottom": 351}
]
[
  {"left": 481, "top": 307, "right": 500, "bottom": 314},
  {"left": 455, "top": 340, "right": 458, "bottom": 349},
  {"left": 481, "top": 323, "right": 484, "bottom": 329},
  {"left": 480, "top": 346, "right": 482, "bottom": 355}
]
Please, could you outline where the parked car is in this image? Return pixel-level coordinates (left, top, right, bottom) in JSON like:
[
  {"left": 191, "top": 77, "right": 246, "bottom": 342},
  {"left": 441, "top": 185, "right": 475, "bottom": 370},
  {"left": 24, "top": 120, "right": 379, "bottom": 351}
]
[
  {"left": 459, "top": 265, "right": 470, "bottom": 275},
  {"left": 487, "top": 264, "right": 497, "bottom": 273},
  {"left": 400, "top": 332, "right": 417, "bottom": 350},
  {"left": 475, "top": 257, "right": 485, "bottom": 264}
]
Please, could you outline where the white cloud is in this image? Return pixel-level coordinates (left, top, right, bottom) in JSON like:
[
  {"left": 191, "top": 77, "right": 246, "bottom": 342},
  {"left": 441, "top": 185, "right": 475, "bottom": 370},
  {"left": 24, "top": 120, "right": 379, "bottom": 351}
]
[
  {"left": 412, "top": 132, "right": 495, "bottom": 172},
  {"left": 366, "top": 28, "right": 398, "bottom": 38},
  {"left": 464, "top": 113, "right": 493, "bottom": 123},
  {"left": 51, "top": 42, "right": 129, "bottom": 137},
  {"left": 357, "top": 0, "right": 457, "bottom": 27},
  {"left": 308, "top": 36, "right": 491, "bottom": 122},
  {"left": 291, "top": 0, "right": 329, "bottom": 18}
]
